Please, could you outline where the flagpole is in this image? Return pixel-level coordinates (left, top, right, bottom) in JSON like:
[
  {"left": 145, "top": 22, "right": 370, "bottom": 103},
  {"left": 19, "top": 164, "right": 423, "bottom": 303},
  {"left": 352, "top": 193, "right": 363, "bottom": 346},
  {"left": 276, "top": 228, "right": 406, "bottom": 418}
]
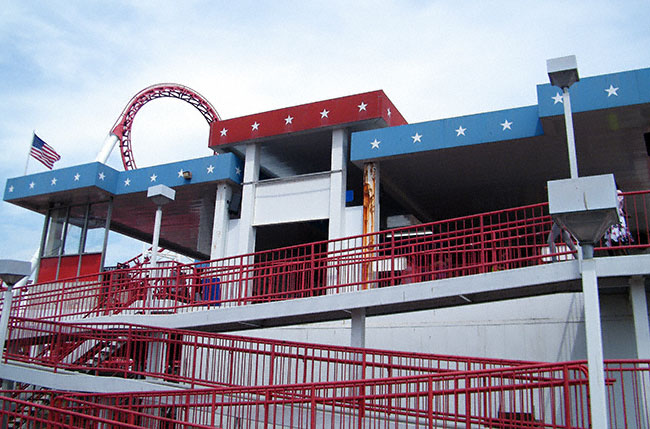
[{"left": 24, "top": 131, "right": 34, "bottom": 175}]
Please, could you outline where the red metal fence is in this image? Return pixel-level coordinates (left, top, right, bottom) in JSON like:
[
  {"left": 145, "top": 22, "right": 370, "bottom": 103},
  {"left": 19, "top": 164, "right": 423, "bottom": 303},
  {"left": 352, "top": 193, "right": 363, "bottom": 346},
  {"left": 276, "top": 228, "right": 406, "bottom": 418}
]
[
  {"left": 0, "top": 361, "right": 629, "bottom": 429},
  {"left": 6, "top": 191, "right": 649, "bottom": 322},
  {"left": 4, "top": 317, "right": 531, "bottom": 388}
]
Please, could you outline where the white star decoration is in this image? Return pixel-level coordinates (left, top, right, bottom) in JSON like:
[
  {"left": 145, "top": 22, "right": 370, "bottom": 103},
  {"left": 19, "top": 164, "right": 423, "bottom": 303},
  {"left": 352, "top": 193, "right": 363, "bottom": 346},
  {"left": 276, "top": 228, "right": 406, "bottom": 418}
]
[
  {"left": 552, "top": 93, "right": 564, "bottom": 104},
  {"left": 235, "top": 167, "right": 242, "bottom": 175},
  {"left": 605, "top": 84, "right": 619, "bottom": 97},
  {"left": 251, "top": 122, "right": 260, "bottom": 131},
  {"left": 284, "top": 115, "right": 293, "bottom": 125},
  {"left": 150, "top": 174, "right": 157, "bottom": 182},
  {"left": 8, "top": 185, "right": 14, "bottom": 192},
  {"left": 98, "top": 172, "right": 105, "bottom": 180},
  {"left": 74, "top": 173, "right": 80, "bottom": 181},
  {"left": 178, "top": 169, "right": 184, "bottom": 178},
  {"left": 124, "top": 178, "right": 131, "bottom": 186},
  {"left": 51, "top": 178, "right": 57, "bottom": 185},
  {"left": 500, "top": 120, "right": 513, "bottom": 131},
  {"left": 455, "top": 126, "right": 466, "bottom": 137},
  {"left": 411, "top": 133, "right": 422, "bottom": 143},
  {"left": 29, "top": 182, "right": 35, "bottom": 189},
  {"left": 370, "top": 139, "right": 381, "bottom": 149},
  {"left": 358, "top": 102, "right": 367, "bottom": 112},
  {"left": 320, "top": 109, "right": 329, "bottom": 119},
  {"left": 220, "top": 128, "right": 228, "bottom": 137},
  {"left": 387, "top": 108, "right": 392, "bottom": 117},
  {"left": 207, "top": 165, "right": 215, "bottom": 174}
]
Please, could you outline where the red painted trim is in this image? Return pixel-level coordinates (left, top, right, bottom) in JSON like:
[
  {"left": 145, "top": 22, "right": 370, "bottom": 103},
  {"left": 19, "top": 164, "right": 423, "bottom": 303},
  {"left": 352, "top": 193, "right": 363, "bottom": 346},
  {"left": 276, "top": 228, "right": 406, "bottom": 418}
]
[{"left": 209, "top": 90, "right": 406, "bottom": 148}]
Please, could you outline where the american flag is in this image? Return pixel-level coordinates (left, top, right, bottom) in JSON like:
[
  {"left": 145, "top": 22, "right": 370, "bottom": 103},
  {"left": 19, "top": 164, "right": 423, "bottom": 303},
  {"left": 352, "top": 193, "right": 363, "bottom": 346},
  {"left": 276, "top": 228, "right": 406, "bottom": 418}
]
[{"left": 30, "top": 133, "right": 61, "bottom": 169}]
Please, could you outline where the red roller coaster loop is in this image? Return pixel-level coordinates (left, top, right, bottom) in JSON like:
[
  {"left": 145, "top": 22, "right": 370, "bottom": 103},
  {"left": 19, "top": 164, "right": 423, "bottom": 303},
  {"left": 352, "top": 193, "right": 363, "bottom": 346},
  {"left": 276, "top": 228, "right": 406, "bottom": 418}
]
[{"left": 110, "top": 84, "right": 220, "bottom": 170}]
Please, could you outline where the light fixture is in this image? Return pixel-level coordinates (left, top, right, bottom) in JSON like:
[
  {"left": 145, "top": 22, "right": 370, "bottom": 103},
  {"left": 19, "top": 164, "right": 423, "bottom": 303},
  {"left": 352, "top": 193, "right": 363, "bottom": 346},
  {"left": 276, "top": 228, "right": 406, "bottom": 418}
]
[
  {"left": 547, "top": 55, "right": 579, "bottom": 89},
  {"left": 182, "top": 171, "right": 192, "bottom": 180}
]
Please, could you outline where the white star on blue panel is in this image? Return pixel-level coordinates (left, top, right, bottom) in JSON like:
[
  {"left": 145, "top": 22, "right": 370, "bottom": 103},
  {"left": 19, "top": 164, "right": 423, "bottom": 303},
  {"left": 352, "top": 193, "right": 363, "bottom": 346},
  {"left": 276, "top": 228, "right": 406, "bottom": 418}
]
[
  {"left": 98, "top": 172, "right": 105, "bottom": 180},
  {"left": 150, "top": 174, "right": 157, "bottom": 182},
  {"left": 552, "top": 93, "right": 564, "bottom": 104},
  {"left": 8, "top": 186, "right": 14, "bottom": 193},
  {"left": 74, "top": 173, "right": 80, "bottom": 181},
  {"left": 29, "top": 182, "right": 35, "bottom": 189},
  {"left": 370, "top": 139, "right": 380, "bottom": 149},
  {"left": 178, "top": 169, "right": 184, "bottom": 178},
  {"left": 51, "top": 178, "right": 57, "bottom": 185},
  {"left": 455, "top": 126, "right": 466, "bottom": 136},
  {"left": 207, "top": 165, "right": 215, "bottom": 174},
  {"left": 605, "top": 84, "right": 619, "bottom": 97},
  {"left": 124, "top": 178, "right": 131, "bottom": 186},
  {"left": 500, "top": 120, "right": 512, "bottom": 130},
  {"left": 411, "top": 133, "right": 422, "bottom": 143}
]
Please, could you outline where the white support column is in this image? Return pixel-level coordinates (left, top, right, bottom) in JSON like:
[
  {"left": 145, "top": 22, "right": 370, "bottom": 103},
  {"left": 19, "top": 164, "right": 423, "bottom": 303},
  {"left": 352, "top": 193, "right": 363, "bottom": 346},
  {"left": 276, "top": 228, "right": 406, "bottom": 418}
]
[
  {"left": 238, "top": 143, "right": 260, "bottom": 255},
  {"left": 581, "top": 256, "right": 609, "bottom": 428},
  {"left": 329, "top": 129, "right": 348, "bottom": 241},
  {"left": 351, "top": 308, "right": 366, "bottom": 349},
  {"left": 0, "top": 286, "right": 14, "bottom": 360},
  {"left": 210, "top": 182, "right": 232, "bottom": 260},
  {"left": 630, "top": 277, "right": 650, "bottom": 359}
]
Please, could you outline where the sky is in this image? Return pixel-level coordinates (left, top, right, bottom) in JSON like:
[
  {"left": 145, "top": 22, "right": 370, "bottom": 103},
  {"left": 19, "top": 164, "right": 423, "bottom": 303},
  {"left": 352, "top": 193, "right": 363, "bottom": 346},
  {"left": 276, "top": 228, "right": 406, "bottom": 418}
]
[{"left": 1, "top": 0, "right": 649, "bottom": 265}]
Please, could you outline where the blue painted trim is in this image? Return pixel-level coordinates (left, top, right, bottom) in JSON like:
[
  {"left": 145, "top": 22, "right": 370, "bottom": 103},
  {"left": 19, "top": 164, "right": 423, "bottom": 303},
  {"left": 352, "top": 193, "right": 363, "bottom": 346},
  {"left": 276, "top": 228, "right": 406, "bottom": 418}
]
[
  {"left": 351, "top": 106, "right": 543, "bottom": 161},
  {"left": 537, "top": 67, "right": 650, "bottom": 117},
  {"left": 351, "top": 67, "right": 650, "bottom": 163},
  {"left": 4, "top": 153, "right": 243, "bottom": 202}
]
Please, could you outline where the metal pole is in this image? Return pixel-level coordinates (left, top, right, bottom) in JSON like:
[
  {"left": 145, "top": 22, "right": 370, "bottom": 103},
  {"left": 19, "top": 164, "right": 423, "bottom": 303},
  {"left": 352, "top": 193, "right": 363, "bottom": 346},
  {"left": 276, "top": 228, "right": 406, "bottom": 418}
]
[
  {"left": 146, "top": 205, "right": 163, "bottom": 313},
  {"left": 0, "top": 286, "right": 14, "bottom": 361},
  {"left": 580, "top": 244, "right": 608, "bottom": 428},
  {"left": 562, "top": 87, "right": 579, "bottom": 179}
]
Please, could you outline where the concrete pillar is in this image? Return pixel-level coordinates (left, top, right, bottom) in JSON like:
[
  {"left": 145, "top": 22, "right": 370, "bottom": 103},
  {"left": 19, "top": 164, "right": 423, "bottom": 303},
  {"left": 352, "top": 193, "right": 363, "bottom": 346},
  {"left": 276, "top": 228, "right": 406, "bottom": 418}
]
[
  {"left": 328, "top": 129, "right": 348, "bottom": 241},
  {"left": 362, "top": 163, "right": 379, "bottom": 290},
  {"left": 581, "top": 256, "right": 609, "bottom": 428},
  {"left": 0, "top": 286, "right": 14, "bottom": 361},
  {"left": 238, "top": 143, "right": 260, "bottom": 255},
  {"left": 210, "top": 183, "right": 232, "bottom": 260},
  {"left": 362, "top": 162, "right": 380, "bottom": 236},
  {"left": 197, "top": 193, "right": 215, "bottom": 257},
  {"left": 351, "top": 308, "right": 366, "bottom": 348},
  {"left": 629, "top": 277, "right": 650, "bottom": 359}
]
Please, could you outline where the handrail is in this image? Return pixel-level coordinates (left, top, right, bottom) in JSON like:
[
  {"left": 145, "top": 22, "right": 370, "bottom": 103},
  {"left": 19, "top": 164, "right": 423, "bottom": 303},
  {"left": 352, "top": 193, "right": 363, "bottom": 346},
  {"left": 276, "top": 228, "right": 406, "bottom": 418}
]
[{"left": 9, "top": 190, "right": 650, "bottom": 321}]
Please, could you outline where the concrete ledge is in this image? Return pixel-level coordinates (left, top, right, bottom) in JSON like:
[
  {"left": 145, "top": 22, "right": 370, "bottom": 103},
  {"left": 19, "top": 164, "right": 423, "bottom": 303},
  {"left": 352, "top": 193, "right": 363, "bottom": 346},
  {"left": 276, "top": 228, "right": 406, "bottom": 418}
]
[
  {"left": 0, "top": 362, "right": 188, "bottom": 393},
  {"left": 77, "top": 254, "right": 650, "bottom": 333}
]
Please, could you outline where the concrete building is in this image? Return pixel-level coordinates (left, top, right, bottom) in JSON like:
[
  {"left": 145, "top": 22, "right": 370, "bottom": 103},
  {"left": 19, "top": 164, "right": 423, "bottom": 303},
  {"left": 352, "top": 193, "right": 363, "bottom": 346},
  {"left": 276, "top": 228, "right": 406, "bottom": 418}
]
[{"left": 1, "top": 63, "right": 650, "bottom": 427}]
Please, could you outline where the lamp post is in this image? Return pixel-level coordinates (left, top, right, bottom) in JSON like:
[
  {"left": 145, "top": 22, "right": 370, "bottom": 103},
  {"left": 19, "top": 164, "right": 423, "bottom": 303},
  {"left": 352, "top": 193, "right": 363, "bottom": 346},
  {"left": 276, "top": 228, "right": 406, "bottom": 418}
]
[
  {"left": 0, "top": 260, "right": 32, "bottom": 361},
  {"left": 547, "top": 55, "right": 618, "bottom": 428},
  {"left": 547, "top": 55, "right": 580, "bottom": 179},
  {"left": 548, "top": 176, "right": 618, "bottom": 429},
  {"left": 146, "top": 185, "right": 175, "bottom": 313}
]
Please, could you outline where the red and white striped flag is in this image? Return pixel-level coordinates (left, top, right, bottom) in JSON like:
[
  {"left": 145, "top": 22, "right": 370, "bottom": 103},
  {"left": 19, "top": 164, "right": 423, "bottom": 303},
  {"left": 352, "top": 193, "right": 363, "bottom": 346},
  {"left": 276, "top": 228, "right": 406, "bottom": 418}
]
[{"left": 30, "top": 133, "right": 61, "bottom": 169}]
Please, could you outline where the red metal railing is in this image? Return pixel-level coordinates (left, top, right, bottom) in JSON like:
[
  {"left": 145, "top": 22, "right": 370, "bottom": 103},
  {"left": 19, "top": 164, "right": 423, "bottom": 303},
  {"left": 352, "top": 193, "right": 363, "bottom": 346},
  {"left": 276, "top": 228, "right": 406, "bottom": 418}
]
[
  {"left": 4, "top": 317, "right": 531, "bottom": 388},
  {"left": 7, "top": 191, "right": 650, "bottom": 322},
  {"left": 0, "top": 362, "right": 596, "bottom": 428},
  {"left": 2, "top": 361, "right": 648, "bottom": 428}
]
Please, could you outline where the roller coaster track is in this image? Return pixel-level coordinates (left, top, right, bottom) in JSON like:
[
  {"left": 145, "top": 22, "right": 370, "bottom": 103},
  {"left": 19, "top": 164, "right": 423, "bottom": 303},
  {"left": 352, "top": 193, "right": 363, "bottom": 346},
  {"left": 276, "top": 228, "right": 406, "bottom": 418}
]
[{"left": 110, "top": 84, "right": 220, "bottom": 170}]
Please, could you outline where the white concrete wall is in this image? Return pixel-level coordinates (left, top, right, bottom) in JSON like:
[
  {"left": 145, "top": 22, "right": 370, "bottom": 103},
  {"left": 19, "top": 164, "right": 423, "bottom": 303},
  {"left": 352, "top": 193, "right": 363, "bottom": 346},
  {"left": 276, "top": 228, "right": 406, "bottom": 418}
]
[
  {"left": 234, "top": 290, "right": 641, "bottom": 363},
  {"left": 253, "top": 174, "right": 331, "bottom": 226}
]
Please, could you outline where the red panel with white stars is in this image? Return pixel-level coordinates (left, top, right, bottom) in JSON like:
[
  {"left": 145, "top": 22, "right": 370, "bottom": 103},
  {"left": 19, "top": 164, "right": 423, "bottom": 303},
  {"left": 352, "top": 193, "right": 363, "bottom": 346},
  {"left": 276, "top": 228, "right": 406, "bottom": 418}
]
[{"left": 209, "top": 90, "right": 407, "bottom": 148}]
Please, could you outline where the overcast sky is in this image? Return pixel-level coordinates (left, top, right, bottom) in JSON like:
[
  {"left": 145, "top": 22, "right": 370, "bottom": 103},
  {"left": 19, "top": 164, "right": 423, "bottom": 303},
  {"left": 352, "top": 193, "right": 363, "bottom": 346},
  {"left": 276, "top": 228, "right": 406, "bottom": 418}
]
[{"left": 1, "top": 0, "right": 649, "bottom": 264}]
